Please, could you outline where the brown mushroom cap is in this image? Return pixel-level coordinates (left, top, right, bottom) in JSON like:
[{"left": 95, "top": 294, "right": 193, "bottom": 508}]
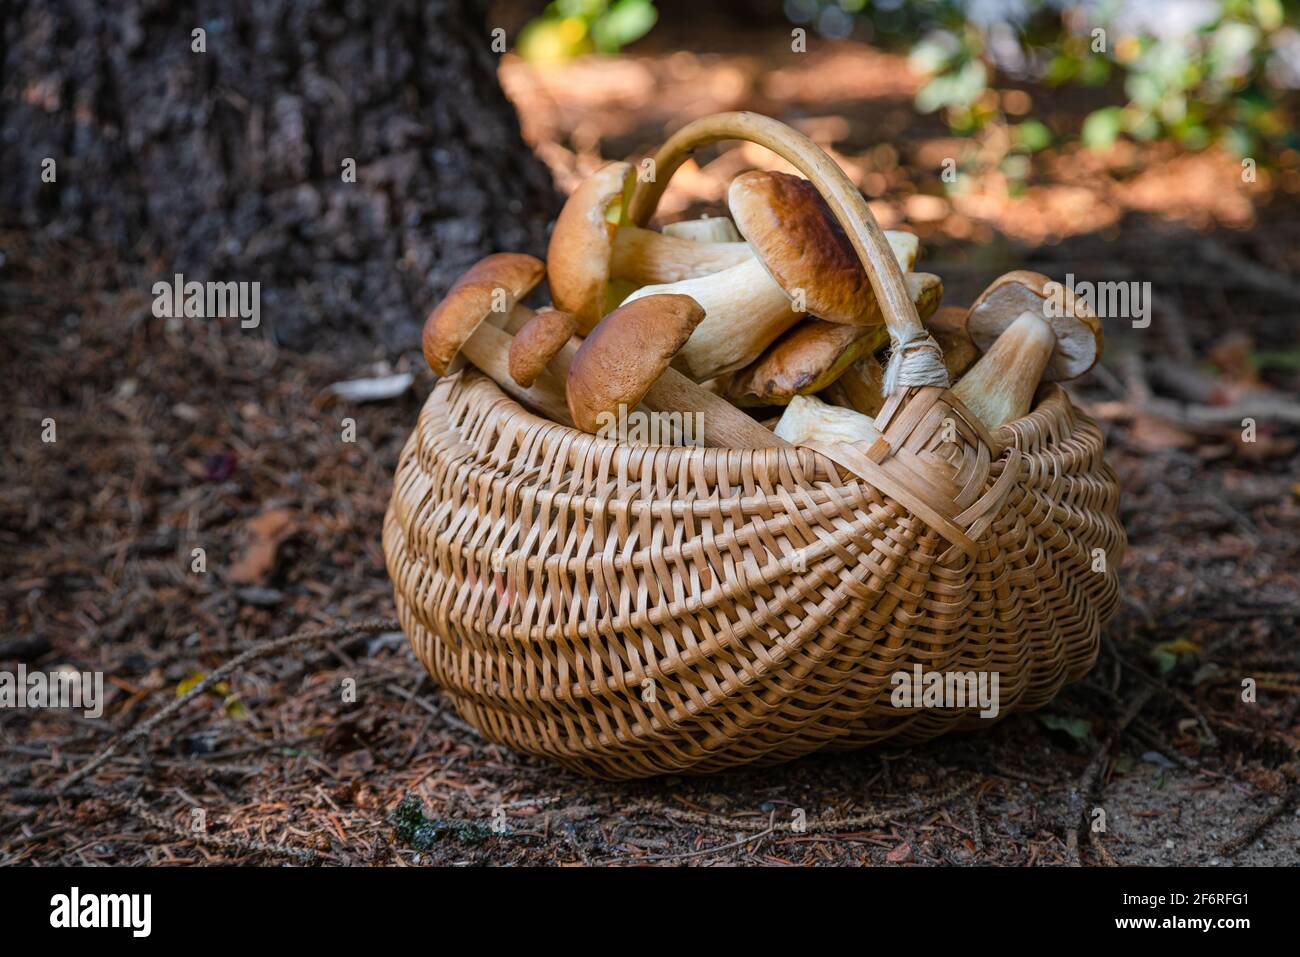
[
  {"left": 547, "top": 161, "right": 634, "bottom": 334},
  {"left": 509, "top": 307, "right": 579, "bottom": 388},
  {"left": 422, "top": 253, "right": 545, "bottom": 376},
  {"left": 727, "top": 272, "right": 942, "bottom": 405},
  {"left": 727, "top": 323, "right": 887, "bottom": 406},
  {"left": 566, "top": 294, "right": 706, "bottom": 434},
  {"left": 967, "top": 270, "right": 1102, "bottom": 381},
  {"left": 728, "top": 170, "right": 870, "bottom": 323}
]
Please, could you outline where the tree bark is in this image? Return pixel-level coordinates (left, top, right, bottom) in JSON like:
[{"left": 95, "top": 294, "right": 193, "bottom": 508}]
[{"left": 1, "top": 0, "right": 561, "bottom": 349}]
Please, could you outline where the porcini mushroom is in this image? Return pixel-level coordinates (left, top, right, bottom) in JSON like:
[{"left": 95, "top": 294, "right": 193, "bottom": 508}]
[
  {"left": 423, "top": 260, "right": 784, "bottom": 447},
  {"left": 727, "top": 272, "right": 942, "bottom": 406},
  {"left": 422, "top": 253, "right": 545, "bottom": 376},
  {"left": 966, "top": 271, "right": 1102, "bottom": 382},
  {"left": 946, "top": 271, "right": 1103, "bottom": 428},
  {"left": 509, "top": 307, "right": 579, "bottom": 388},
  {"left": 566, "top": 294, "right": 705, "bottom": 435},
  {"left": 548, "top": 162, "right": 753, "bottom": 331},
  {"left": 624, "top": 171, "right": 920, "bottom": 381},
  {"left": 773, "top": 394, "right": 882, "bottom": 445}
]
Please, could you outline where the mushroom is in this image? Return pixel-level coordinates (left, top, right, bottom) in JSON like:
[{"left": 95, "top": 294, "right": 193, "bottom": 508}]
[
  {"left": 509, "top": 307, "right": 579, "bottom": 388},
  {"left": 424, "top": 275, "right": 781, "bottom": 447},
  {"left": 624, "top": 171, "right": 920, "bottom": 381},
  {"left": 727, "top": 272, "right": 942, "bottom": 406},
  {"left": 945, "top": 271, "right": 1103, "bottom": 429},
  {"left": 422, "top": 253, "right": 545, "bottom": 376},
  {"left": 662, "top": 216, "right": 743, "bottom": 243},
  {"left": 966, "top": 271, "right": 1101, "bottom": 383},
  {"left": 548, "top": 162, "right": 753, "bottom": 332},
  {"left": 773, "top": 394, "right": 883, "bottom": 446},
  {"left": 566, "top": 294, "right": 705, "bottom": 435}
]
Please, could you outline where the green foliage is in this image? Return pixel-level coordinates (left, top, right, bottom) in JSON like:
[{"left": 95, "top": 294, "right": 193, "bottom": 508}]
[
  {"left": 519, "top": 0, "right": 658, "bottom": 63},
  {"left": 792, "top": 0, "right": 1299, "bottom": 158},
  {"left": 1038, "top": 713, "right": 1093, "bottom": 745}
]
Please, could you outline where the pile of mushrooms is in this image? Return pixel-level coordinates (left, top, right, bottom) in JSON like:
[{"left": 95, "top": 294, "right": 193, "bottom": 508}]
[{"left": 419, "top": 161, "right": 1105, "bottom": 452}]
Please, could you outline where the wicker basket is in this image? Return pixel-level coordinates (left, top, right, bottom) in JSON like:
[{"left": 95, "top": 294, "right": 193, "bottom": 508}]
[{"left": 383, "top": 114, "right": 1125, "bottom": 779}]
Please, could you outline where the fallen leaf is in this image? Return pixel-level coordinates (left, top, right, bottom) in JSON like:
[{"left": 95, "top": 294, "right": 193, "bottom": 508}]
[
  {"left": 887, "top": 842, "right": 914, "bottom": 863},
  {"left": 1207, "top": 332, "right": 1259, "bottom": 386},
  {"left": 1038, "top": 713, "right": 1092, "bottom": 744},
  {"left": 176, "top": 672, "right": 250, "bottom": 719},
  {"left": 327, "top": 372, "right": 414, "bottom": 403},
  {"left": 1127, "top": 414, "right": 1197, "bottom": 452},
  {"left": 228, "top": 508, "right": 296, "bottom": 585}
]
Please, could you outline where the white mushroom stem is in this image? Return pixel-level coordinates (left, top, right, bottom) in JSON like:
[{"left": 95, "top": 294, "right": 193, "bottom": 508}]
[
  {"left": 774, "top": 394, "right": 882, "bottom": 446},
  {"left": 624, "top": 257, "right": 801, "bottom": 381},
  {"left": 952, "top": 311, "right": 1056, "bottom": 429},
  {"left": 623, "top": 229, "right": 921, "bottom": 383},
  {"left": 663, "top": 216, "right": 743, "bottom": 243},
  {"left": 609, "top": 225, "right": 753, "bottom": 285},
  {"left": 461, "top": 321, "right": 575, "bottom": 426}
]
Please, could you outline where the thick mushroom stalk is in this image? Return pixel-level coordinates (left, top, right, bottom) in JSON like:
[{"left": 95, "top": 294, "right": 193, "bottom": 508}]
[
  {"left": 625, "top": 171, "right": 920, "bottom": 381},
  {"left": 662, "top": 216, "right": 742, "bottom": 243},
  {"left": 625, "top": 257, "right": 802, "bottom": 381},
  {"left": 774, "top": 394, "right": 882, "bottom": 445},
  {"left": 952, "top": 312, "right": 1058, "bottom": 428},
  {"left": 548, "top": 161, "right": 752, "bottom": 332},
  {"left": 608, "top": 225, "right": 753, "bottom": 285},
  {"left": 626, "top": 111, "right": 951, "bottom": 396}
]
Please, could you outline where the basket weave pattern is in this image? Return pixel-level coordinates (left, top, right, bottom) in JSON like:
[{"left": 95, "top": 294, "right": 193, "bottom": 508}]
[{"left": 383, "top": 371, "right": 1124, "bottom": 779}]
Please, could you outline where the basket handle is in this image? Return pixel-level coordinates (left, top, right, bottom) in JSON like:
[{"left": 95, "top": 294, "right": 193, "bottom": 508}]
[{"left": 628, "top": 111, "right": 950, "bottom": 396}]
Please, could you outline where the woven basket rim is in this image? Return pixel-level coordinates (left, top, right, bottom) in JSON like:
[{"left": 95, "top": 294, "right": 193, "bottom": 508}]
[{"left": 437, "top": 368, "right": 1073, "bottom": 462}]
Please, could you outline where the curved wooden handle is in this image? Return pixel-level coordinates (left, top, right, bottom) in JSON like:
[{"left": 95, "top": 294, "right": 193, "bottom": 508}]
[{"left": 628, "top": 111, "right": 949, "bottom": 394}]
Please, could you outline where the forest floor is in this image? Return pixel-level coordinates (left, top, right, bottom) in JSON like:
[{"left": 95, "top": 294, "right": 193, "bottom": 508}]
[{"left": 2, "top": 33, "right": 1299, "bottom": 866}]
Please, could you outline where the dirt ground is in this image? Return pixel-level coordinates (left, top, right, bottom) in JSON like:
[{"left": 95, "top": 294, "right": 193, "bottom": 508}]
[{"left": 2, "top": 34, "right": 1298, "bottom": 866}]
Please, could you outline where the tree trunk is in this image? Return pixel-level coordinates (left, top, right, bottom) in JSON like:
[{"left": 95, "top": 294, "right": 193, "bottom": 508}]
[{"left": 1, "top": 0, "right": 561, "bottom": 350}]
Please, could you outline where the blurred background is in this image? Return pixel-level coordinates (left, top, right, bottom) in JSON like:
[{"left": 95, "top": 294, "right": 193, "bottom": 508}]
[{"left": 1, "top": 1, "right": 1296, "bottom": 865}]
